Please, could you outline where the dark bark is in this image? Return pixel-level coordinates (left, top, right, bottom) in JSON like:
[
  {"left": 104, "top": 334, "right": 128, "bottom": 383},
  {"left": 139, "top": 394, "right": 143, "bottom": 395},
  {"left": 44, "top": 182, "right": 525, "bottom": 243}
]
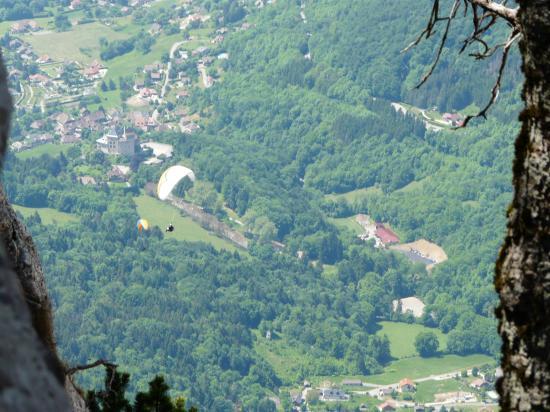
[{"left": 495, "top": 1, "right": 550, "bottom": 410}]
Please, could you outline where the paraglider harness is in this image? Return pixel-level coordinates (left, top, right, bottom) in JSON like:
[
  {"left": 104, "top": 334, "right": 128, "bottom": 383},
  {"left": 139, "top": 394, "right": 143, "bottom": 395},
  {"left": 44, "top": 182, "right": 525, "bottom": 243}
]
[{"left": 166, "top": 223, "right": 174, "bottom": 232}]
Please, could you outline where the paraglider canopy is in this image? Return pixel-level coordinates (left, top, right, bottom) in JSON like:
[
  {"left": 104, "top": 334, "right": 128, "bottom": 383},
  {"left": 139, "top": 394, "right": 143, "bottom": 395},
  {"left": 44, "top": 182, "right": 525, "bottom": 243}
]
[
  {"left": 157, "top": 165, "right": 196, "bottom": 200},
  {"left": 137, "top": 218, "right": 150, "bottom": 232}
]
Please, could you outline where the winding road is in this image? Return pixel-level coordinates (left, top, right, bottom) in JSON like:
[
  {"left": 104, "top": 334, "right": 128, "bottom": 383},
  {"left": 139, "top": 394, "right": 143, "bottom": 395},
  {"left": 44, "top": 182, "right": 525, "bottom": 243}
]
[{"left": 160, "top": 40, "right": 186, "bottom": 100}]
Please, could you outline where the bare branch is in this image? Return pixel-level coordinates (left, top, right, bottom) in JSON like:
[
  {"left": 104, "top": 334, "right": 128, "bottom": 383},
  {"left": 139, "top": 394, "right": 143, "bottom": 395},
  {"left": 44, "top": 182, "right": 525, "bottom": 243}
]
[
  {"left": 469, "top": 0, "right": 518, "bottom": 25},
  {"left": 415, "top": 0, "right": 461, "bottom": 88},
  {"left": 459, "top": 29, "right": 520, "bottom": 127},
  {"left": 66, "top": 359, "right": 118, "bottom": 376}
]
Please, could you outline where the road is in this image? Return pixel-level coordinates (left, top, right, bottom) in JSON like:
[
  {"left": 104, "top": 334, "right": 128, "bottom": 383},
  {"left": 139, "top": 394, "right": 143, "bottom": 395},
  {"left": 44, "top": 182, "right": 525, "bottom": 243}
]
[
  {"left": 198, "top": 63, "right": 213, "bottom": 88},
  {"left": 365, "top": 368, "right": 477, "bottom": 397},
  {"left": 160, "top": 40, "right": 185, "bottom": 100}
]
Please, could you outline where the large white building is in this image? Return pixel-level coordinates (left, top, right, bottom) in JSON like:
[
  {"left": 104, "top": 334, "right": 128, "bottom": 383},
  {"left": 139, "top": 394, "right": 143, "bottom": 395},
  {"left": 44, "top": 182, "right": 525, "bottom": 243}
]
[{"left": 96, "top": 128, "right": 137, "bottom": 156}]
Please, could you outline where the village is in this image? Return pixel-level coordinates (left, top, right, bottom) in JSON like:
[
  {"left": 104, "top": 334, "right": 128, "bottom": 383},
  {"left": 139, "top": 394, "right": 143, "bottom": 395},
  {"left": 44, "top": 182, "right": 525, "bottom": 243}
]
[
  {"left": 3, "top": 0, "right": 257, "bottom": 174},
  {"left": 287, "top": 366, "right": 500, "bottom": 412}
]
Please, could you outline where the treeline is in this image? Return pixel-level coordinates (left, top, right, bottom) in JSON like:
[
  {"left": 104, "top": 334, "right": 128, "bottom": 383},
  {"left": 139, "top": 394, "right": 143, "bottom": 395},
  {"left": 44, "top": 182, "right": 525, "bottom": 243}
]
[
  {"left": 99, "top": 32, "right": 156, "bottom": 61},
  {"left": 0, "top": 0, "right": 51, "bottom": 20}
]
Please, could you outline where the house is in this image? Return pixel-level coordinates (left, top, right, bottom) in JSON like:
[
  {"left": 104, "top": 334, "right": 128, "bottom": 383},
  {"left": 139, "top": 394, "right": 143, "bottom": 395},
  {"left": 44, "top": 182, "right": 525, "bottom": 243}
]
[
  {"left": 11, "top": 21, "right": 38, "bottom": 34},
  {"left": 36, "top": 55, "right": 52, "bottom": 64},
  {"left": 375, "top": 223, "right": 400, "bottom": 245},
  {"left": 149, "top": 22, "right": 162, "bottom": 35},
  {"left": 143, "top": 63, "right": 162, "bottom": 73},
  {"left": 442, "top": 112, "right": 464, "bottom": 127},
  {"left": 150, "top": 71, "right": 162, "bottom": 82},
  {"left": 88, "top": 110, "right": 107, "bottom": 124},
  {"left": 84, "top": 60, "right": 105, "bottom": 80},
  {"left": 69, "top": 0, "right": 81, "bottom": 9},
  {"left": 60, "top": 133, "right": 81, "bottom": 144},
  {"left": 176, "top": 89, "right": 189, "bottom": 100},
  {"left": 27, "top": 20, "right": 39, "bottom": 31},
  {"left": 134, "top": 79, "right": 145, "bottom": 90},
  {"left": 470, "top": 378, "right": 489, "bottom": 389},
  {"left": 377, "top": 387, "right": 394, "bottom": 399},
  {"left": 377, "top": 400, "right": 397, "bottom": 411},
  {"left": 78, "top": 176, "right": 97, "bottom": 186},
  {"left": 8, "top": 39, "right": 22, "bottom": 50},
  {"left": 486, "top": 390, "right": 499, "bottom": 401},
  {"left": 342, "top": 379, "right": 362, "bottom": 386},
  {"left": 29, "top": 74, "right": 50, "bottom": 85},
  {"left": 319, "top": 388, "right": 349, "bottom": 402},
  {"left": 211, "top": 34, "right": 224, "bottom": 44},
  {"left": 96, "top": 128, "right": 137, "bottom": 156},
  {"left": 398, "top": 378, "right": 416, "bottom": 392},
  {"left": 192, "top": 46, "right": 209, "bottom": 56},
  {"left": 128, "top": 111, "right": 156, "bottom": 132},
  {"left": 217, "top": 52, "right": 229, "bottom": 60},
  {"left": 10, "top": 141, "right": 29, "bottom": 152},
  {"left": 30, "top": 120, "right": 46, "bottom": 130},
  {"left": 139, "top": 87, "right": 158, "bottom": 101},
  {"left": 55, "top": 112, "right": 72, "bottom": 127},
  {"left": 179, "top": 119, "right": 200, "bottom": 134},
  {"left": 289, "top": 390, "right": 302, "bottom": 406},
  {"left": 108, "top": 165, "right": 131, "bottom": 182}
]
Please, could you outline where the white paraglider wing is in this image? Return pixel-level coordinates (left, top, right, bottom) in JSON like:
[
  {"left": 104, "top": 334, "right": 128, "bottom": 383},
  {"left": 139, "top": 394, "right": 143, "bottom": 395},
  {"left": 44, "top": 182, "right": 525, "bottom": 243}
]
[{"left": 157, "top": 165, "right": 196, "bottom": 200}]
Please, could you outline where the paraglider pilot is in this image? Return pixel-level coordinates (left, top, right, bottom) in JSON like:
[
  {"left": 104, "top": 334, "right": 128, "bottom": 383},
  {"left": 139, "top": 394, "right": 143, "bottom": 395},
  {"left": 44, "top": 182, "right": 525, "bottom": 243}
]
[{"left": 166, "top": 223, "right": 174, "bottom": 232}]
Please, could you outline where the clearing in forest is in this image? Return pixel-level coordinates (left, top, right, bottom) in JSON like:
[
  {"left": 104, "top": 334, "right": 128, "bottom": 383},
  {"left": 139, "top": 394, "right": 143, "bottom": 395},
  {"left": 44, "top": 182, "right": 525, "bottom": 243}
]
[
  {"left": 13, "top": 205, "right": 78, "bottom": 225},
  {"left": 376, "top": 321, "right": 448, "bottom": 359},
  {"left": 134, "top": 194, "right": 239, "bottom": 252}
]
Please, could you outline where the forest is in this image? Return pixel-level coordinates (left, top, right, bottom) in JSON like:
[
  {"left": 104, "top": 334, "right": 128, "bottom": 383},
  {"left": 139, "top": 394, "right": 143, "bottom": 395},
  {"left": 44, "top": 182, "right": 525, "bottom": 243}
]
[{"left": 4, "top": 0, "right": 521, "bottom": 409}]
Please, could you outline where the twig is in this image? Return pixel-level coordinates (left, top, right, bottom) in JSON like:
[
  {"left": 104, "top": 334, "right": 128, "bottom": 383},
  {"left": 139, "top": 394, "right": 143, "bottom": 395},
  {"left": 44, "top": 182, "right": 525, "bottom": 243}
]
[
  {"left": 415, "top": 0, "right": 461, "bottom": 88},
  {"left": 459, "top": 29, "right": 520, "bottom": 127},
  {"left": 66, "top": 359, "right": 118, "bottom": 376}
]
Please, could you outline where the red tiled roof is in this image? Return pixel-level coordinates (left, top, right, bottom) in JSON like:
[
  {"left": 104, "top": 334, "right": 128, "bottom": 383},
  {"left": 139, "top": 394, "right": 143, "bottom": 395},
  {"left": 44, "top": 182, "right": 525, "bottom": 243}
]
[{"left": 375, "top": 224, "right": 400, "bottom": 244}]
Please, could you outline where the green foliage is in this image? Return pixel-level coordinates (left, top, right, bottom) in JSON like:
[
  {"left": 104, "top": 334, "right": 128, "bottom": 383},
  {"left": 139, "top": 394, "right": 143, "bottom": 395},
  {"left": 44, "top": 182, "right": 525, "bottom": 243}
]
[
  {"left": 54, "top": 14, "right": 71, "bottom": 32},
  {"left": 87, "top": 370, "right": 196, "bottom": 412},
  {"left": 3, "top": 0, "right": 523, "bottom": 408},
  {"left": 415, "top": 332, "right": 439, "bottom": 357},
  {"left": 87, "top": 368, "right": 132, "bottom": 412}
]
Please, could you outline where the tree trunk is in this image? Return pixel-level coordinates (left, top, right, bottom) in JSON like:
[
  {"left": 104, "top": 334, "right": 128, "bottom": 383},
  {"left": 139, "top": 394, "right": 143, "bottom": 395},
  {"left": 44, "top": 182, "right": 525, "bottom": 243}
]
[{"left": 495, "top": 1, "right": 550, "bottom": 410}]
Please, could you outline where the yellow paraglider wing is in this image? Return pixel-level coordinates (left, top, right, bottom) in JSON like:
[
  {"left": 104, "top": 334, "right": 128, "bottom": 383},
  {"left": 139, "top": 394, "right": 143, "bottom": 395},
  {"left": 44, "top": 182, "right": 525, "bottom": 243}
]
[
  {"left": 157, "top": 165, "right": 196, "bottom": 200},
  {"left": 137, "top": 218, "right": 150, "bottom": 232}
]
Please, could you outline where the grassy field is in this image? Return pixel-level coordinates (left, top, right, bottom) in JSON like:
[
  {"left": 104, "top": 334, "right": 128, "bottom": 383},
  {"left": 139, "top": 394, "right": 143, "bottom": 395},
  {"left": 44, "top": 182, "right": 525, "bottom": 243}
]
[
  {"left": 415, "top": 378, "right": 466, "bottom": 403},
  {"left": 376, "top": 321, "right": 448, "bottom": 359},
  {"left": 395, "top": 176, "right": 432, "bottom": 193},
  {"left": 365, "top": 354, "right": 494, "bottom": 384},
  {"left": 328, "top": 216, "right": 363, "bottom": 235},
  {"left": 22, "top": 22, "right": 129, "bottom": 64},
  {"left": 134, "top": 194, "right": 239, "bottom": 252},
  {"left": 15, "top": 143, "right": 74, "bottom": 160},
  {"left": 324, "top": 186, "right": 383, "bottom": 203},
  {"left": 13, "top": 205, "right": 78, "bottom": 225}
]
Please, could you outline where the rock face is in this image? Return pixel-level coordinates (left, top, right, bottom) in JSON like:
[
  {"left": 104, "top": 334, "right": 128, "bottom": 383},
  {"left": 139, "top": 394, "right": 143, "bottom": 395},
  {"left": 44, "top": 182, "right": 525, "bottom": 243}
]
[{"left": 0, "top": 54, "right": 72, "bottom": 411}]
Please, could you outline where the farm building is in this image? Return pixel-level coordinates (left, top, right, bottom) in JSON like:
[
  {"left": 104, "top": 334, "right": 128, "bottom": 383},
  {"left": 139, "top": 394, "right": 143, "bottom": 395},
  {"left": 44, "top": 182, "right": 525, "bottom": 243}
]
[
  {"left": 392, "top": 296, "right": 426, "bottom": 318},
  {"left": 398, "top": 378, "right": 416, "bottom": 392},
  {"left": 319, "top": 388, "right": 349, "bottom": 402},
  {"left": 342, "top": 379, "right": 363, "bottom": 386},
  {"left": 377, "top": 400, "right": 397, "bottom": 411},
  {"left": 375, "top": 223, "right": 400, "bottom": 245},
  {"left": 470, "top": 378, "right": 489, "bottom": 389}
]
